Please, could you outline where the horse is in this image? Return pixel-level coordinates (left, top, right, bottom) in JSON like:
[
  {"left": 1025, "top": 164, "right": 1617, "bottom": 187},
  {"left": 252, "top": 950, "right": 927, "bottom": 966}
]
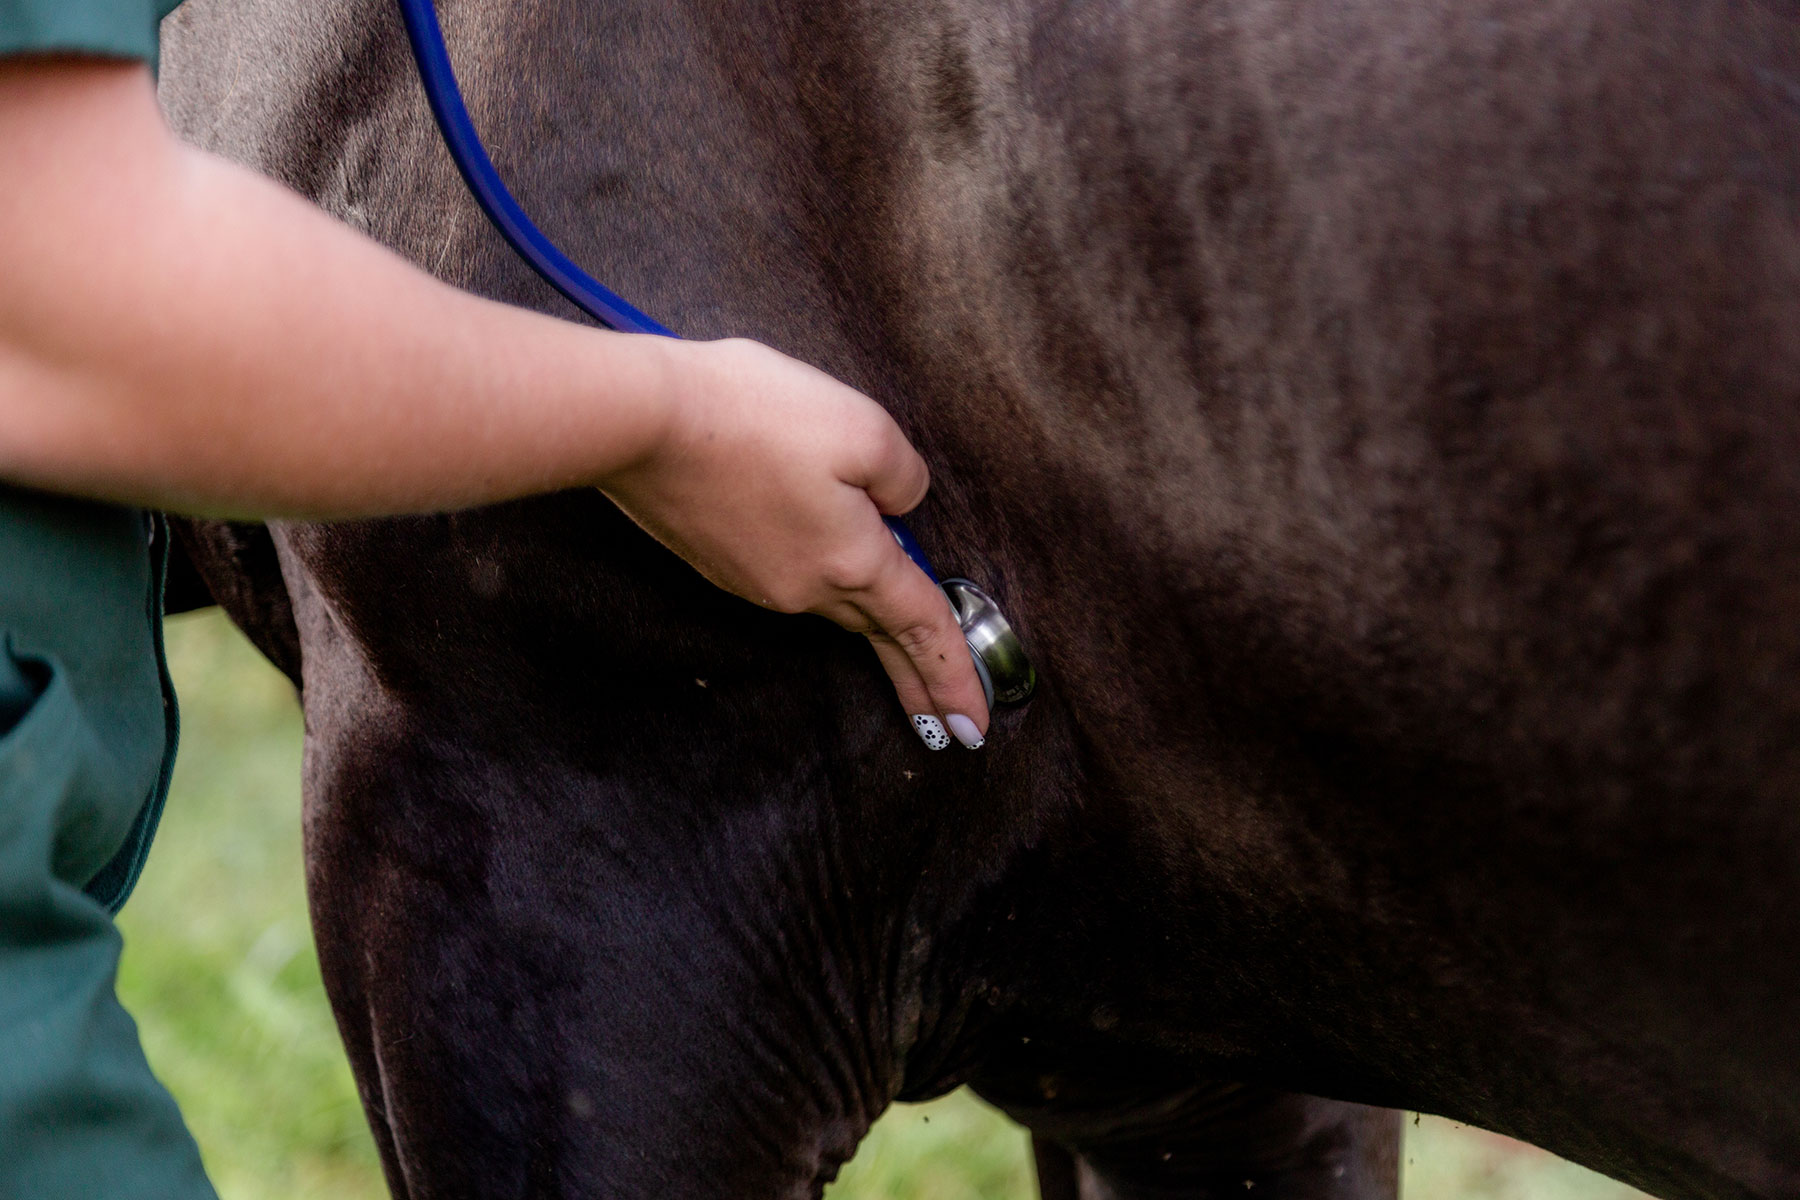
[{"left": 159, "top": 0, "right": 1800, "bottom": 1196}]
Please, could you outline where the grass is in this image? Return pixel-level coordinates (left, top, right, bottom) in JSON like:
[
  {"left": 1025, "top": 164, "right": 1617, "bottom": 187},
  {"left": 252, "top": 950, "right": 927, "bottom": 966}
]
[
  {"left": 116, "top": 609, "right": 1651, "bottom": 1200},
  {"left": 115, "top": 610, "right": 376, "bottom": 1199}
]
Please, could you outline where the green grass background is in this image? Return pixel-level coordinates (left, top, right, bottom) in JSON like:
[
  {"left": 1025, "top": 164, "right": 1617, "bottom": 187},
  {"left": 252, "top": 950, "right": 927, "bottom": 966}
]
[{"left": 117, "top": 610, "right": 1654, "bottom": 1200}]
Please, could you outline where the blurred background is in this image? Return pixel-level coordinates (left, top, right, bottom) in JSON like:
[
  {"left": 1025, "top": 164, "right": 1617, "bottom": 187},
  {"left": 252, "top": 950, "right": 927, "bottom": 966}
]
[{"left": 118, "top": 610, "right": 1656, "bottom": 1200}]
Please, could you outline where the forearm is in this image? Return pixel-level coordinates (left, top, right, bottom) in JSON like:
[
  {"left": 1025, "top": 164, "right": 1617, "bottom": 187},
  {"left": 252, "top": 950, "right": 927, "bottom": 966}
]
[{"left": 0, "top": 58, "right": 676, "bottom": 519}]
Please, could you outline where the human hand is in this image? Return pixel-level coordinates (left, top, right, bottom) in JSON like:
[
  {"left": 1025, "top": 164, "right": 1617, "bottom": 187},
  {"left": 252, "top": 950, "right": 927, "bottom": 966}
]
[{"left": 601, "top": 338, "right": 990, "bottom": 749}]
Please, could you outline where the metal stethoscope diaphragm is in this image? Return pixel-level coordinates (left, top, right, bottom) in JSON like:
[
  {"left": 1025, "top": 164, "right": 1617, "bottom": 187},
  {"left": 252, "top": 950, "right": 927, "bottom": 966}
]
[{"left": 943, "top": 578, "right": 1036, "bottom": 709}]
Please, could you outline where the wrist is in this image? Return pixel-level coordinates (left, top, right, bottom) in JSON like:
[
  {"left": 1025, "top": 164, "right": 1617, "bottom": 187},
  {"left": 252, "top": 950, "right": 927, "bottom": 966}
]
[
  {"left": 597, "top": 334, "right": 728, "bottom": 484},
  {"left": 563, "top": 328, "right": 681, "bottom": 488}
]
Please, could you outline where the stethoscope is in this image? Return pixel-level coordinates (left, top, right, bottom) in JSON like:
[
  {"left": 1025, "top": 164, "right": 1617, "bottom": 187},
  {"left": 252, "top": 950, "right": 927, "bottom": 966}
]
[{"left": 395, "top": 0, "right": 1036, "bottom": 707}]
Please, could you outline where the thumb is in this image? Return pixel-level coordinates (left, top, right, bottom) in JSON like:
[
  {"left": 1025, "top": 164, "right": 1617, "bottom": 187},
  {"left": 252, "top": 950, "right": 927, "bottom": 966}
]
[{"left": 849, "top": 415, "right": 932, "bottom": 516}]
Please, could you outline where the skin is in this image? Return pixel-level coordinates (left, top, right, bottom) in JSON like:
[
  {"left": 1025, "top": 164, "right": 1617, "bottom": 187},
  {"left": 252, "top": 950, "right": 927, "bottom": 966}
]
[
  {"left": 158, "top": 0, "right": 1799, "bottom": 1198},
  {"left": 0, "top": 55, "right": 989, "bottom": 742}
]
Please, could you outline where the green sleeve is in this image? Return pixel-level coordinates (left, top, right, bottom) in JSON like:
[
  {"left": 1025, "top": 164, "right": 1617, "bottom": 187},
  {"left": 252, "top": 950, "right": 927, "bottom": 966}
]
[
  {"left": 0, "top": 0, "right": 183, "bottom": 66},
  {"left": 0, "top": 652, "right": 217, "bottom": 1200}
]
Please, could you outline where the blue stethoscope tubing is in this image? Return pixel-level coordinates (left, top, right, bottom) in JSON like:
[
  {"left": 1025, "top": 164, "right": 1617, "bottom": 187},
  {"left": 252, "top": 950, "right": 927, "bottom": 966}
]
[
  {"left": 393, "top": 0, "right": 940, "bottom": 583},
  {"left": 394, "top": 0, "right": 671, "bottom": 336}
]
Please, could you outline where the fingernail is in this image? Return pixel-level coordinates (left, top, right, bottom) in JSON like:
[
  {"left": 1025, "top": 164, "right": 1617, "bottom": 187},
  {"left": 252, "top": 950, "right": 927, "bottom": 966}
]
[
  {"left": 945, "top": 713, "right": 985, "bottom": 749},
  {"left": 911, "top": 715, "right": 951, "bottom": 750}
]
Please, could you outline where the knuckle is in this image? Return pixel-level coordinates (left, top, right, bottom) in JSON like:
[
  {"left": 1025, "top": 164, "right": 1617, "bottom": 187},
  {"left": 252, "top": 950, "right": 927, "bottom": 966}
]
[
  {"left": 764, "top": 580, "right": 815, "bottom": 614},
  {"left": 889, "top": 618, "right": 953, "bottom": 660},
  {"left": 854, "top": 410, "right": 899, "bottom": 458},
  {"left": 819, "top": 545, "right": 886, "bottom": 595}
]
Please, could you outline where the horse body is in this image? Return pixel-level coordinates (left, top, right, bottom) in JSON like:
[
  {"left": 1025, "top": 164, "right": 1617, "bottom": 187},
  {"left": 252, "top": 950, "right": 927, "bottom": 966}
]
[{"left": 159, "top": 1, "right": 1800, "bottom": 1197}]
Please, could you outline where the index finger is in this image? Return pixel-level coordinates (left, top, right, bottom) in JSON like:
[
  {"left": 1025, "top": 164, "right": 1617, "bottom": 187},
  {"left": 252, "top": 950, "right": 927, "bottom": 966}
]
[{"left": 855, "top": 539, "right": 991, "bottom": 739}]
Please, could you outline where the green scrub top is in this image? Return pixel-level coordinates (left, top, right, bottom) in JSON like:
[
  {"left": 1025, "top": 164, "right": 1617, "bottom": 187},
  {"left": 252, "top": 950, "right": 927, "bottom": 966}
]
[
  {"left": 0, "top": 0, "right": 180, "bottom": 65},
  {"left": 3, "top": 3, "right": 218, "bottom": 1197}
]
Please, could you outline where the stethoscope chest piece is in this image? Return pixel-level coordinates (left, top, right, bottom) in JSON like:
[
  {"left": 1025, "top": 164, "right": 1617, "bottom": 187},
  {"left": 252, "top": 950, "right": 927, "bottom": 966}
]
[{"left": 943, "top": 578, "right": 1036, "bottom": 708}]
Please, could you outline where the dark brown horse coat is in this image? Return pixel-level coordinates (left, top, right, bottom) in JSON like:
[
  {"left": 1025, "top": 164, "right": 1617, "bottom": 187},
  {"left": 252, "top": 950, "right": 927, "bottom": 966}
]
[{"left": 158, "top": 0, "right": 1800, "bottom": 1197}]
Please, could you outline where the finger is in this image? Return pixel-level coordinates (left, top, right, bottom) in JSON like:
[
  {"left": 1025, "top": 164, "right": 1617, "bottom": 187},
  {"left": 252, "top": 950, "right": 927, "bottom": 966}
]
[
  {"left": 864, "top": 634, "right": 955, "bottom": 750},
  {"left": 856, "top": 545, "right": 991, "bottom": 744},
  {"left": 847, "top": 414, "right": 931, "bottom": 516}
]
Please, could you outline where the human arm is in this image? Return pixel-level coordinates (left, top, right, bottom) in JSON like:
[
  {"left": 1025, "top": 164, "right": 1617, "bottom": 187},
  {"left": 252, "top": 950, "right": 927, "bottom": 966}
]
[{"left": 0, "top": 55, "right": 988, "bottom": 739}]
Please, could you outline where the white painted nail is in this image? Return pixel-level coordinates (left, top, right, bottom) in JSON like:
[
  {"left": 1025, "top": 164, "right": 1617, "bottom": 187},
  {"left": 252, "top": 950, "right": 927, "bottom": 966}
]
[
  {"left": 911, "top": 715, "right": 952, "bottom": 750},
  {"left": 945, "top": 713, "right": 985, "bottom": 749}
]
